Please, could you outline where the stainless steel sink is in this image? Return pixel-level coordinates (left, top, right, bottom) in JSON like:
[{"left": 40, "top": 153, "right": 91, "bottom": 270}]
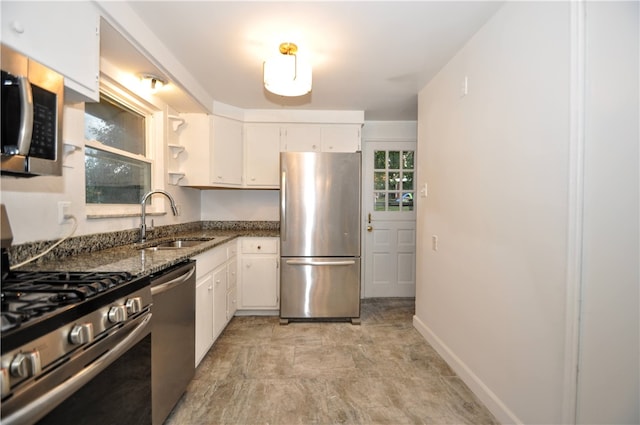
[{"left": 140, "top": 238, "right": 214, "bottom": 251}]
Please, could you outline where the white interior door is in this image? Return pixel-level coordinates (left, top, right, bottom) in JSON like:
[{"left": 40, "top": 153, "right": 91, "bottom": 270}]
[{"left": 362, "top": 141, "right": 416, "bottom": 298}]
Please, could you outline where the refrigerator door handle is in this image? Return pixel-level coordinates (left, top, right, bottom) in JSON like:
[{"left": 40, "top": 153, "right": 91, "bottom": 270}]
[
  {"left": 285, "top": 259, "right": 356, "bottom": 266},
  {"left": 281, "top": 169, "right": 286, "bottom": 242}
]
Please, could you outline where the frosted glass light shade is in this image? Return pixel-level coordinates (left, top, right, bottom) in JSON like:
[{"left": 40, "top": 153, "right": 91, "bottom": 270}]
[{"left": 263, "top": 54, "right": 312, "bottom": 97}]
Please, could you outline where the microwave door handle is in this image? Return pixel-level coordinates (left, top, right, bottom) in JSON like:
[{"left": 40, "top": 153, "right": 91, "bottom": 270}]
[{"left": 16, "top": 76, "right": 33, "bottom": 156}]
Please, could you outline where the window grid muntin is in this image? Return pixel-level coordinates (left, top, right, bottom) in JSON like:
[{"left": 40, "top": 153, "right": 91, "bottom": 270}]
[{"left": 373, "top": 149, "right": 414, "bottom": 212}]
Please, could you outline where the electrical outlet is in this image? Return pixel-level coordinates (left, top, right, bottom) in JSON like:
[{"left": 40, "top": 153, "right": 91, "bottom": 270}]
[{"left": 58, "top": 201, "right": 71, "bottom": 224}]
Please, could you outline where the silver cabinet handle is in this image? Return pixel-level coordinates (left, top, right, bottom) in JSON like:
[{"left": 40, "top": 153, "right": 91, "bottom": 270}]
[{"left": 285, "top": 259, "right": 356, "bottom": 266}]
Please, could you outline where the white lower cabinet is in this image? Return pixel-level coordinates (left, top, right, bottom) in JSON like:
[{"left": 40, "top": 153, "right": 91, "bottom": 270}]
[
  {"left": 193, "top": 239, "right": 238, "bottom": 366},
  {"left": 227, "top": 257, "right": 238, "bottom": 318},
  {"left": 212, "top": 265, "right": 228, "bottom": 338},
  {"left": 237, "top": 237, "right": 280, "bottom": 311},
  {"left": 194, "top": 272, "right": 214, "bottom": 366}
]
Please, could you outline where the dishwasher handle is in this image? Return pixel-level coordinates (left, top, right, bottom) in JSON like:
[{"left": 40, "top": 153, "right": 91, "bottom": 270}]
[{"left": 151, "top": 263, "right": 196, "bottom": 296}]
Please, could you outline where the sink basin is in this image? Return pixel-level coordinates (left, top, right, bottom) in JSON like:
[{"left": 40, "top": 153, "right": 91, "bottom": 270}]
[
  {"left": 154, "top": 240, "right": 207, "bottom": 248},
  {"left": 140, "top": 238, "right": 214, "bottom": 251}
]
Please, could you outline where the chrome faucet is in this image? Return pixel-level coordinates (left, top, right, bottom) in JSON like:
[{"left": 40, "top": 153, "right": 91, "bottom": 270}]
[{"left": 140, "top": 190, "right": 179, "bottom": 243}]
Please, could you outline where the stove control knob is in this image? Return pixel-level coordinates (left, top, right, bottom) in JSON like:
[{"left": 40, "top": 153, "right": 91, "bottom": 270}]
[
  {"left": 69, "top": 323, "right": 94, "bottom": 345},
  {"left": 108, "top": 305, "right": 128, "bottom": 323},
  {"left": 125, "top": 297, "right": 143, "bottom": 314},
  {"left": 10, "top": 351, "right": 41, "bottom": 378}
]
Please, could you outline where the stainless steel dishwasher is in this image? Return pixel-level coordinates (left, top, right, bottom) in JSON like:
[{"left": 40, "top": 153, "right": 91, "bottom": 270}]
[{"left": 150, "top": 260, "right": 196, "bottom": 425}]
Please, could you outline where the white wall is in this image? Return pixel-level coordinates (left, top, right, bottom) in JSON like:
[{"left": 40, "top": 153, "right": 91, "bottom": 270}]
[
  {"left": 415, "top": 2, "right": 571, "bottom": 423},
  {"left": 577, "top": 2, "right": 639, "bottom": 423},
  {"left": 0, "top": 101, "right": 201, "bottom": 245},
  {"left": 200, "top": 189, "right": 279, "bottom": 221}
]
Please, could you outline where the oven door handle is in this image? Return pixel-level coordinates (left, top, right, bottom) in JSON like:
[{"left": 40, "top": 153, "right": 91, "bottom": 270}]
[{"left": 2, "top": 313, "right": 152, "bottom": 425}]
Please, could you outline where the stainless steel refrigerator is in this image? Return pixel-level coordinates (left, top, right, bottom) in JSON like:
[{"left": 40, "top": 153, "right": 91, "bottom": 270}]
[{"left": 280, "top": 151, "right": 361, "bottom": 324}]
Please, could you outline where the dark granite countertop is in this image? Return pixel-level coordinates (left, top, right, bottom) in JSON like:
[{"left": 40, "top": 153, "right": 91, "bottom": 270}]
[{"left": 15, "top": 228, "right": 279, "bottom": 278}]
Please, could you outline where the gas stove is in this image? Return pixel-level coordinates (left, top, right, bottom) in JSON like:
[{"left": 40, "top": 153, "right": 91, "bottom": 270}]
[
  {"left": 0, "top": 205, "right": 153, "bottom": 425},
  {"left": 1, "top": 270, "right": 150, "bottom": 350}
]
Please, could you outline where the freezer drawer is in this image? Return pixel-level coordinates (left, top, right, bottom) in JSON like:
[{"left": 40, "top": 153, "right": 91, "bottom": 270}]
[{"left": 280, "top": 257, "right": 360, "bottom": 319}]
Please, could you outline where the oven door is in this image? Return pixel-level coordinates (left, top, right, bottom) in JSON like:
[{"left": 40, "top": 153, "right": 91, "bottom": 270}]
[{"left": 1, "top": 312, "right": 152, "bottom": 425}]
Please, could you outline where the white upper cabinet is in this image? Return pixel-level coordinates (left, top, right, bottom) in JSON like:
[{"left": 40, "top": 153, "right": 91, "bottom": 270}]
[
  {"left": 321, "top": 125, "right": 361, "bottom": 152},
  {"left": 211, "top": 116, "right": 243, "bottom": 187},
  {"left": 178, "top": 112, "right": 361, "bottom": 188},
  {"left": 176, "top": 113, "right": 211, "bottom": 187},
  {"left": 280, "top": 124, "right": 322, "bottom": 152},
  {"left": 177, "top": 114, "right": 243, "bottom": 188},
  {"left": 1, "top": 1, "right": 100, "bottom": 102},
  {"left": 281, "top": 124, "right": 361, "bottom": 152},
  {"left": 244, "top": 123, "right": 280, "bottom": 188}
]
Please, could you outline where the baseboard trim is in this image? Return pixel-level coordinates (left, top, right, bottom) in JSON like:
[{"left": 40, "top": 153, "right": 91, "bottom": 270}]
[{"left": 413, "top": 315, "right": 522, "bottom": 425}]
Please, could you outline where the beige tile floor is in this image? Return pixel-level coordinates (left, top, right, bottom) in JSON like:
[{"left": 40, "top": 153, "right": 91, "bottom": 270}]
[{"left": 165, "top": 298, "right": 498, "bottom": 425}]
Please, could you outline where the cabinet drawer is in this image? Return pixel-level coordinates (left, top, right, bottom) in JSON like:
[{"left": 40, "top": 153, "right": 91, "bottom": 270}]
[
  {"left": 241, "top": 238, "right": 278, "bottom": 254},
  {"left": 193, "top": 245, "right": 227, "bottom": 278}
]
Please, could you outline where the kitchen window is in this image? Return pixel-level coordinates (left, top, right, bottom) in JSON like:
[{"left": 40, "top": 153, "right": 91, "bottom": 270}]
[{"left": 84, "top": 81, "right": 163, "bottom": 217}]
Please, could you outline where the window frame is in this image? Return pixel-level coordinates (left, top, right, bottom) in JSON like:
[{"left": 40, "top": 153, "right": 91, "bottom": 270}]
[{"left": 84, "top": 76, "right": 166, "bottom": 218}]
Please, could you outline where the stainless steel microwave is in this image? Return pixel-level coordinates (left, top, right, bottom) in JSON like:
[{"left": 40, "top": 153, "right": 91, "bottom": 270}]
[{"left": 1, "top": 44, "right": 63, "bottom": 177}]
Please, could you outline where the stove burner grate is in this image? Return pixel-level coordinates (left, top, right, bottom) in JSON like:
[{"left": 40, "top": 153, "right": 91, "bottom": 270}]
[{"left": 1, "top": 271, "right": 134, "bottom": 331}]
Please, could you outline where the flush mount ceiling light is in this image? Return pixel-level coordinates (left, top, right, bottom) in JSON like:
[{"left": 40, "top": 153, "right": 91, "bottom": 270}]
[
  {"left": 263, "top": 42, "right": 312, "bottom": 97},
  {"left": 140, "top": 73, "right": 167, "bottom": 92}
]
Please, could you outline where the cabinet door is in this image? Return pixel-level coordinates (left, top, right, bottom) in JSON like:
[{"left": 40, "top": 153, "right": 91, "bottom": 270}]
[
  {"left": 212, "top": 116, "right": 243, "bottom": 186},
  {"left": 195, "top": 273, "right": 214, "bottom": 366},
  {"left": 239, "top": 257, "right": 279, "bottom": 309},
  {"left": 177, "top": 113, "right": 212, "bottom": 187},
  {"left": 213, "top": 266, "right": 228, "bottom": 338},
  {"left": 281, "top": 125, "right": 321, "bottom": 152},
  {"left": 226, "top": 286, "right": 237, "bottom": 320},
  {"left": 321, "top": 125, "right": 361, "bottom": 152},
  {"left": 244, "top": 124, "right": 280, "bottom": 187},
  {"left": 1, "top": 2, "right": 99, "bottom": 102}
]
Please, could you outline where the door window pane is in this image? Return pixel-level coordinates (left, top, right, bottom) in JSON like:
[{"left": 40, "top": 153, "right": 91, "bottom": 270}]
[
  {"left": 374, "top": 172, "right": 386, "bottom": 190},
  {"left": 400, "top": 192, "right": 414, "bottom": 211},
  {"left": 374, "top": 151, "right": 386, "bottom": 169},
  {"left": 388, "top": 151, "right": 400, "bottom": 169},
  {"left": 402, "top": 172, "right": 414, "bottom": 190},
  {"left": 402, "top": 151, "right": 414, "bottom": 169},
  {"left": 374, "top": 192, "right": 386, "bottom": 211},
  {"left": 388, "top": 172, "right": 401, "bottom": 190}
]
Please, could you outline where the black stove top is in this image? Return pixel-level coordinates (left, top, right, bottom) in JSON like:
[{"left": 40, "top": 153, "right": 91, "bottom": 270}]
[{"left": 1, "top": 271, "right": 135, "bottom": 334}]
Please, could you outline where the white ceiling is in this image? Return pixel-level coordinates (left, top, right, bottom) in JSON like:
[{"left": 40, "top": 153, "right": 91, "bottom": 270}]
[{"left": 102, "top": 1, "right": 503, "bottom": 120}]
